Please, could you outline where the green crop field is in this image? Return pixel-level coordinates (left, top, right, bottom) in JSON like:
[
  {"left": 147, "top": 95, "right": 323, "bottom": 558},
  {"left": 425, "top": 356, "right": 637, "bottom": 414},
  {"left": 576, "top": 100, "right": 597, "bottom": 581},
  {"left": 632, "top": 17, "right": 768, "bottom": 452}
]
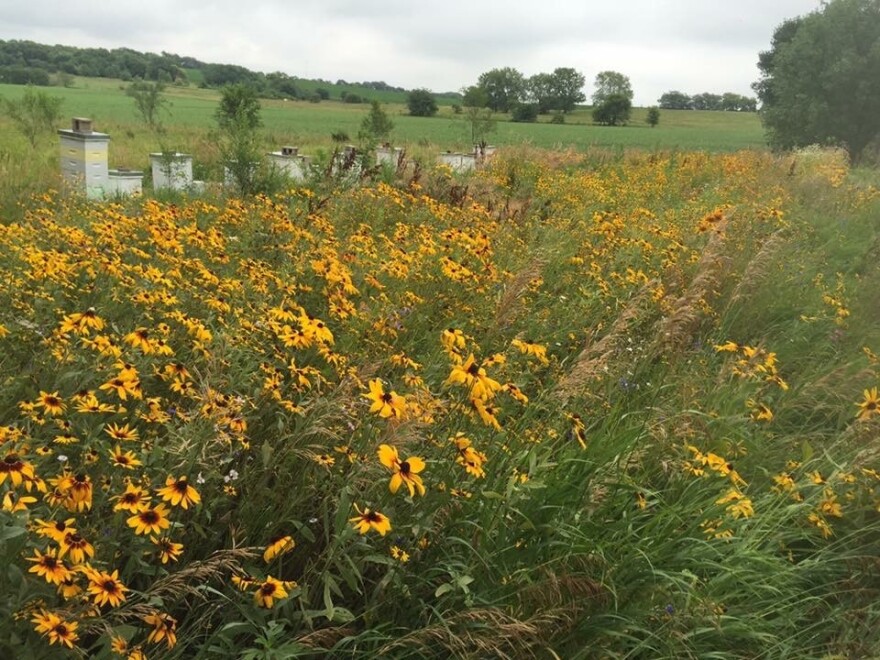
[{"left": 0, "top": 77, "right": 766, "bottom": 160}]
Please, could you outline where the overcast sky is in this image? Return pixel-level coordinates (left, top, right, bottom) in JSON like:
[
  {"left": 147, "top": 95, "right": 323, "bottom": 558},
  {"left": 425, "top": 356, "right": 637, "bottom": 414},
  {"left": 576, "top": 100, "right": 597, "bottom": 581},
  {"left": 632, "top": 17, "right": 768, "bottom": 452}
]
[{"left": 0, "top": 0, "right": 822, "bottom": 105}]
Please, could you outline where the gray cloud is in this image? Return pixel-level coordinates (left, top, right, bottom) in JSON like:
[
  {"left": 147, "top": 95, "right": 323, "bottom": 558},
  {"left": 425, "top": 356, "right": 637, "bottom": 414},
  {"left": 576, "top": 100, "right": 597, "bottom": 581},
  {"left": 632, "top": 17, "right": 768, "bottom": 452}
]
[{"left": 0, "top": 0, "right": 822, "bottom": 104}]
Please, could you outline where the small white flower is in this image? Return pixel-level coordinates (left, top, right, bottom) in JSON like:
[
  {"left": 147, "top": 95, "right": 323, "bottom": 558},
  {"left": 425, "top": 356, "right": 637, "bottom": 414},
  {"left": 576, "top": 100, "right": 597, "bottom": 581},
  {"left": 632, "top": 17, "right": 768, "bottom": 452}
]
[
  {"left": 57, "top": 454, "right": 68, "bottom": 462},
  {"left": 196, "top": 472, "right": 206, "bottom": 484}
]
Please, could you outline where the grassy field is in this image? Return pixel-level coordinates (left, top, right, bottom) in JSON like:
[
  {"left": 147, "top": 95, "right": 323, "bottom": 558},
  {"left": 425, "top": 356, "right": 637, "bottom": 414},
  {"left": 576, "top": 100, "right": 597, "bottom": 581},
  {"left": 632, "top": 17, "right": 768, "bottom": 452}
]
[{"left": 0, "top": 78, "right": 767, "bottom": 160}]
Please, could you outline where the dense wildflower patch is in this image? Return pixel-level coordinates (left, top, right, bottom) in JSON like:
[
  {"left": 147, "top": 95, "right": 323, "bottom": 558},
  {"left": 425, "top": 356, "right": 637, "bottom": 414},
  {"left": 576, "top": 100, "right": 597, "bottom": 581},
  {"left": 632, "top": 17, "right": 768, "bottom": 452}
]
[{"left": 1, "top": 148, "right": 879, "bottom": 657}]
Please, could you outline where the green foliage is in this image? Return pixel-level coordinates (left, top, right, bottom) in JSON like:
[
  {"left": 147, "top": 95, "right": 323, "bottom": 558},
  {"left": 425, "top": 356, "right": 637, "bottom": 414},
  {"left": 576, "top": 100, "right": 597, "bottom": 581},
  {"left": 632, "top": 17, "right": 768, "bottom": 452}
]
[
  {"left": 592, "top": 93, "right": 632, "bottom": 126},
  {"left": 2, "top": 85, "right": 63, "bottom": 148},
  {"left": 755, "top": 0, "right": 880, "bottom": 162},
  {"left": 216, "top": 84, "right": 264, "bottom": 195},
  {"left": 406, "top": 88, "right": 438, "bottom": 117},
  {"left": 511, "top": 102, "right": 539, "bottom": 122},
  {"left": 461, "top": 84, "right": 488, "bottom": 109},
  {"left": 462, "top": 105, "right": 496, "bottom": 145},
  {"left": 592, "top": 70, "right": 633, "bottom": 106},
  {"left": 358, "top": 100, "right": 394, "bottom": 143},
  {"left": 125, "top": 79, "right": 168, "bottom": 129},
  {"left": 477, "top": 67, "right": 526, "bottom": 112},
  {"left": 647, "top": 106, "right": 661, "bottom": 127},
  {"left": 527, "top": 67, "right": 587, "bottom": 114},
  {"left": 216, "top": 84, "right": 262, "bottom": 132},
  {"left": 548, "top": 66, "right": 586, "bottom": 113},
  {"left": 659, "top": 90, "right": 692, "bottom": 109}
]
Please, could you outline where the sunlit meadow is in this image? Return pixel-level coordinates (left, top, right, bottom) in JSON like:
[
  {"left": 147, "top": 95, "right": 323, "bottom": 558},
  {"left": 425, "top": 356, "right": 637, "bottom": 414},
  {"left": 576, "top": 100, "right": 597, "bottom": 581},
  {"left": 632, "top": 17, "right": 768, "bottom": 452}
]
[{"left": 1, "top": 145, "right": 880, "bottom": 658}]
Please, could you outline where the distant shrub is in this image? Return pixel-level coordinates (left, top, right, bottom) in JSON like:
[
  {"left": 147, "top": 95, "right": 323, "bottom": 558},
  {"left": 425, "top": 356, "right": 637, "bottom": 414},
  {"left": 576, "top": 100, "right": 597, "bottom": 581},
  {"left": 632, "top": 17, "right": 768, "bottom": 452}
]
[
  {"left": 511, "top": 103, "right": 539, "bottom": 123},
  {"left": 331, "top": 130, "right": 350, "bottom": 143},
  {"left": 550, "top": 112, "right": 565, "bottom": 124}
]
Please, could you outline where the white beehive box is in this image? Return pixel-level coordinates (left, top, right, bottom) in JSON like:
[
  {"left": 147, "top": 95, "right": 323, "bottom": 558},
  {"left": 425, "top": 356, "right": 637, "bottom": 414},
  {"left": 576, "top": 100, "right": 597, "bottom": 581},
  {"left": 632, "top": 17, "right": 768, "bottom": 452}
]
[
  {"left": 58, "top": 117, "right": 110, "bottom": 199},
  {"left": 150, "top": 152, "right": 193, "bottom": 191}
]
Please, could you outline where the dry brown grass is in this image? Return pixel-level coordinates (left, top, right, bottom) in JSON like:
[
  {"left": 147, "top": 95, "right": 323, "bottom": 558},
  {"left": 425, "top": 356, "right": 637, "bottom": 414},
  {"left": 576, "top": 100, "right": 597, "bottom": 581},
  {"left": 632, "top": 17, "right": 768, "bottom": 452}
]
[
  {"left": 554, "top": 281, "right": 658, "bottom": 403},
  {"left": 653, "top": 219, "right": 730, "bottom": 354}
]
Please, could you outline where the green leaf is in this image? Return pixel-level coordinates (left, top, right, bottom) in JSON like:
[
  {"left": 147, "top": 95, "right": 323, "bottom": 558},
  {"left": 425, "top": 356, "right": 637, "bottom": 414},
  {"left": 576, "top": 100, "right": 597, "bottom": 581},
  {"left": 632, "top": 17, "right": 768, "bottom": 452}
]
[
  {"left": 0, "top": 524, "right": 26, "bottom": 541},
  {"left": 435, "top": 583, "right": 453, "bottom": 598},
  {"left": 802, "top": 440, "right": 814, "bottom": 462}
]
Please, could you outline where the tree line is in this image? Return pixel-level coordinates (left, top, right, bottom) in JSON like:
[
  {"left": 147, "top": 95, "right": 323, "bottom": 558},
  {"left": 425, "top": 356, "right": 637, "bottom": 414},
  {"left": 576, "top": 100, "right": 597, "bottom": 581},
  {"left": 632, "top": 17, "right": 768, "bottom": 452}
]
[
  {"left": 0, "top": 40, "right": 409, "bottom": 103},
  {"left": 461, "top": 67, "right": 638, "bottom": 126},
  {"left": 657, "top": 91, "right": 757, "bottom": 112}
]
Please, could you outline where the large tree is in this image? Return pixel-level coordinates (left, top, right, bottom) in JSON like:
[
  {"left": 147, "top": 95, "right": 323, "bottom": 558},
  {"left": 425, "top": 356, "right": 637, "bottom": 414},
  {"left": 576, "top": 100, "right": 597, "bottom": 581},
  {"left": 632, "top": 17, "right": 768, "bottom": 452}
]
[
  {"left": 406, "top": 88, "right": 438, "bottom": 117},
  {"left": 477, "top": 67, "right": 526, "bottom": 113},
  {"left": 658, "top": 91, "right": 692, "bottom": 110},
  {"left": 527, "top": 72, "right": 556, "bottom": 113},
  {"left": 550, "top": 67, "right": 586, "bottom": 113},
  {"left": 592, "top": 70, "right": 633, "bottom": 106},
  {"left": 754, "top": 0, "right": 880, "bottom": 162}
]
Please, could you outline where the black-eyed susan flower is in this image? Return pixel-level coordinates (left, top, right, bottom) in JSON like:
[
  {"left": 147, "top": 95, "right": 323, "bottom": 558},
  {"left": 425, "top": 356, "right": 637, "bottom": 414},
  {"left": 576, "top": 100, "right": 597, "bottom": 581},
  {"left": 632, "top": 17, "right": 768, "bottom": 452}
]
[
  {"left": 511, "top": 338, "right": 550, "bottom": 365},
  {"left": 445, "top": 354, "right": 502, "bottom": 401},
  {"left": 152, "top": 535, "right": 184, "bottom": 564},
  {"left": 472, "top": 398, "right": 501, "bottom": 430},
  {"left": 105, "top": 422, "right": 139, "bottom": 442},
  {"left": 109, "top": 445, "right": 142, "bottom": 469},
  {"left": 157, "top": 475, "right": 201, "bottom": 509},
  {"left": 715, "top": 489, "right": 754, "bottom": 519},
  {"left": 312, "top": 453, "right": 335, "bottom": 467},
  {"left": 390, "top": 545, "right": 410, "bottom": 562},
  {"left": 254, "top": 576, "right": 296, "bottom": 608},
  {"left": 452, "top": 434, "right": 487, "bottom": 478},
  {"left": 502, "top": 382, "right": 529, "bottom": 405},
  {"left": 67, "top": 473, "right": 93, "bottom": 511},
  {"left": 143, "top": 611, "right": 177, "bottom": 649},
  {"left": 231, "top": 574, "right": 257, "bottom": 591},
  {"left": 349, "top": 504, "right": 391, "bottom": 536},
  {"left": 263, "top": 534, "right": 295, "bottom": 563},
  {"left": 36, "top": 391, "right": 66, "bottom": 416},
  {"left": 378, "top": 444, "right": 426, "bottom": 496},
  {"left": 2, "top": 490, "right": 37, "bottom": 512},
  {"left": 441, "top": 327, "right": 466, "bottom": 355},
  {"left": 364, "top": 379, "right": 408, "bottom": 419},
  {"left": 127, "top": 503, "right": 171, "bottom": 535},
  {"left": 26, "top": 548, "right": 72, "bottom": 585},
  {"left": 57, "top": 574, "right": 83, "bottom": 599},
  {"left": 110, "top": 635, "right": 129, "bottom": 655},
  {"left": 31, "top": 610, "right": 79, "bottom": 648},
  {"left": 856, "top": 387, "right": 880, "bottom": 421},
  {"left": 0, "top": 451, "right": 35, "bottom": 487},
  {"left": 85, "top": 567, "right": 129, "bottom": 607},
  {"left": 113, "top": 483, "right": 151, "bottom": 513},
  {"left": 58, "top": 532, "right": 95, "bottom": 564}
]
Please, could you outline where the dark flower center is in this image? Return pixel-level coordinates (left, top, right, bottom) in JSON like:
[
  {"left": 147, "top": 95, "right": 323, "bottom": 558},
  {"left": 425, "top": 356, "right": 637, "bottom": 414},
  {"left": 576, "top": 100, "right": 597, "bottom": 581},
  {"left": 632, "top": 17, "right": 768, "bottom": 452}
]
[
  {"left": 141, "top": 511, "right": 159, "bottom": 524},
  {"left": 103, "top": 580, "right": 119, "bottom": 593},
  {"left": 260, "top": 583, "right": 277, "bottom": 596},
  {"left": 400, "top": 461, "right": 411, "bottom": 475}
]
